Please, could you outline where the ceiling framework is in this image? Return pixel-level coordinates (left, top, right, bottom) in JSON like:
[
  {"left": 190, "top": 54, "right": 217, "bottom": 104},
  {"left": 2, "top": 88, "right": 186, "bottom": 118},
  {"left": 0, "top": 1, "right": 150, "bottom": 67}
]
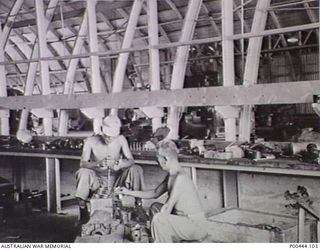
[{"left": 0, "top": 0, "right": 316, "bottom": 138}]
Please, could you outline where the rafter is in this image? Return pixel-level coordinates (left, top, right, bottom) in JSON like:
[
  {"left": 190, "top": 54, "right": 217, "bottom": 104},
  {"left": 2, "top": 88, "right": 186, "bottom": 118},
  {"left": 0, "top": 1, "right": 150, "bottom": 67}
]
[
  {"left": 239, "top": 0, "right": 271, "bottom": 141},
  {"left": 303, "top": 0, "right": 319, "bottom": 40},
  {"left": 201, "top": 3, "right": 220, "bottom": 36},
  {"left": 165, "top": 0, "right": 183, "bottom": 19},
  {"left": 58, "top": 10, "right": 89, "bottom": 136},
  {"left": 111, "top": 0, "right": 145, "bottom": 98},
  {"left": 270, "top": 10, "right": 297, "bottom": 81},
  {"left": 1, "top": 0, "right": 25, "bottom": 49},
  {"left": 167, "top": 0, "right": 203, "bottom": 139}
]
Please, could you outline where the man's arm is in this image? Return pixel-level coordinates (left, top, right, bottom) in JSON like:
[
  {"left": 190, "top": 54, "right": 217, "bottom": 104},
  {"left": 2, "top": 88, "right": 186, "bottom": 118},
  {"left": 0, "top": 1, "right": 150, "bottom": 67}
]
[
  {"left": 80, "top": 137, "right": 102, "bottom": 170},
  {"left": 113, "top": 135, "right": 134, "bottom": 171},
  {"left": 160, "top": 174, "right": 183, "bottom": 214},
  {"left": 116, "top": 174, "right": 169, "bottom": 199}
]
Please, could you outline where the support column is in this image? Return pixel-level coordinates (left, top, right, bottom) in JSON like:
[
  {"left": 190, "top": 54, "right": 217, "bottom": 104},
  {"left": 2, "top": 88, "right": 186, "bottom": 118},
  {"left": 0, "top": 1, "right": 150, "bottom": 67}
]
[
  {"left": 148, "top": 0, "right": 162, "bottom": 132},
  {"left": 35, "top": 0, "right": 56, "bottom": 213},
  {"left": 221, "top": 0, "right": 237, "bottom": 141},
  {"left": 58, "top": 11, "right": 88, "bottom": 136},
  {"left": 35, "top": 0, "right": 52, "bottom": 135},
  {"left": 298, "top": 207, "right": 305, "bottom": 242},
  {"left": 216, "top": 106, "right": 239, "bottom": 141},
  {"left": 167, "top": 0, "right": 203, "bottom": 139},
  {"left": 0, "top": 23, "right": 9, "bottom": 135},
  {"left": 0, "top": 0, "right": 25, "bottom": 134},
  {"left": 87, "top": 0, "right": 104, "bottom": 133},
  {"left": 111, "top": 0, "right": 144, "bottom": 115},
  {"left": 239, "top": 0, "right": 271, "bottom": 141}
]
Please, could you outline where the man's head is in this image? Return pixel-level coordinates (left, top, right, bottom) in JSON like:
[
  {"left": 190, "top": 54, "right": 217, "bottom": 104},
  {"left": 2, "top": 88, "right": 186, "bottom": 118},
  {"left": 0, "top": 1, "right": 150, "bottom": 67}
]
[
  {"left": 102, "top": 115, "right": 121, "bottom": 137},
  {"left": 156, "top": 140, "right": 179, "bottom": 171},
  {"left": 150, "top": 127, "right": 170, "bottom": 146}
]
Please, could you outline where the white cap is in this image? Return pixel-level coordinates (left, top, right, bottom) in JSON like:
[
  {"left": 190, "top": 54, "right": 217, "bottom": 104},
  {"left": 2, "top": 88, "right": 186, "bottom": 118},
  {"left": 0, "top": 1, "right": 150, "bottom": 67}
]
[{"left": 102, "top": 115, "right": 121, "bottom": 136}]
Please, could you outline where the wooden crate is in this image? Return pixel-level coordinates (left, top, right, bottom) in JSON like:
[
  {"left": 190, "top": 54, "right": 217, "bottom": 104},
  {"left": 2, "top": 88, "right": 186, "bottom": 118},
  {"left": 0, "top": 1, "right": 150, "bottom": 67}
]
[{"left": 205, "top": 208, "right": 314, "bottom": 243}]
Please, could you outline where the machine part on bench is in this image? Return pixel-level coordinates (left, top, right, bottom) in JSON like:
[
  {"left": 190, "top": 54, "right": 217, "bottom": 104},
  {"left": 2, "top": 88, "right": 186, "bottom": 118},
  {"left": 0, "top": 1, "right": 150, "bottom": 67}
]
[{"left": 81, "top": 210, "right": 112, "bottom": 236}]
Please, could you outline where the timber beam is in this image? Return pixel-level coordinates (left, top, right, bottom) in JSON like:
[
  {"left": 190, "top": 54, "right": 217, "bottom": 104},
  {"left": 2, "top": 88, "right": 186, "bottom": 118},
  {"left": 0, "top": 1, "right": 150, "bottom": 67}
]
[
  {"left": 2, "top": 22, "right": 318, "bottom": 66},
  {"left": 0, "top": 81, "right": 318, "bottom": 110}
]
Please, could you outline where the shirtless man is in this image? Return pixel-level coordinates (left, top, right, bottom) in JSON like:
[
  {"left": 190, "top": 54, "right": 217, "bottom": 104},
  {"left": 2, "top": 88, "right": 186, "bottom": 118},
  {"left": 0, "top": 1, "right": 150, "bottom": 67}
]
[
  {"left": 75, "top": 114, "right": 144, "bottom": 223},
  {"left": 116, "top": 140, "right": 207, "bottom": 243}
]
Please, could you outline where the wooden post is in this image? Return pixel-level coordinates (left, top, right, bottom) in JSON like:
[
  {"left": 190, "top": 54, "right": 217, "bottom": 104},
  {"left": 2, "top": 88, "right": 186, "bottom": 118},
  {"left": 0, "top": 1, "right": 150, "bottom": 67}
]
[
  {"left": 221, "top": 0, "right": 237, "bottom": 141},
  {"left": 148, "top": 0, "right": 162, "bottom": 132},
  {"left": 58, "top": 11, "right": 88, "bottom": 136},
  {"left": 298, "top": 207, "right": 305, "bottom": 242},
  {"left": 0, "top": 22, "right": 9, "bottom": 135},
  {"left": 167, "top": 0, "right": 203, "bottom": 139},
  {"left": 55, "top": 158, "right": 61, "bottom": 213},
  {"left": 317, "top": 220, "right": 320, "bottom": 243},
  {"left": 0, "top": 0, "right": 25, "bottom": 134},
  {"left": 216, "top": 106, "right": 239, "bottom": 141},
  {"left": 35, "top": 0, "right": 56, "bottom": 213},
  {"left": 222, "top": 171, "right": 239, "bottom": 208},
  {"left": 87, "top": 0, "right": 104, "bottom": 133},
  {"left": 239, "top": 0, "right": 271, "bottom": 142},
  {"left": 45, "top": 158, "right": 56, "bottom": 213},
  {"left": 111, "top": 0, "right": 144, "bottom": 115},
  {"left": 191, "top": 167, "right": 197, "bottom": 188},
  {"left": 35, "top": 0, "right": 52, "bottom": 134}
]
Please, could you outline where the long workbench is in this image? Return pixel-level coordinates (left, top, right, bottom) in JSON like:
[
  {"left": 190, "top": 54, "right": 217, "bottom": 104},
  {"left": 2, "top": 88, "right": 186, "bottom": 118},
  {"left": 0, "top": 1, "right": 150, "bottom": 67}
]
[{"left": 0, "top": 147, "right": 319, "bottom": 212}]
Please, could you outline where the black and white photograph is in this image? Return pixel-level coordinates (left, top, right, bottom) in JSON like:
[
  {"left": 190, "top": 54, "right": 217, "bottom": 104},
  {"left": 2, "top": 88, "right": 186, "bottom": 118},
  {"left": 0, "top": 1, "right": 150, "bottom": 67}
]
[{"left": 0, "top": 0, "right": 319, "bottom": 246}]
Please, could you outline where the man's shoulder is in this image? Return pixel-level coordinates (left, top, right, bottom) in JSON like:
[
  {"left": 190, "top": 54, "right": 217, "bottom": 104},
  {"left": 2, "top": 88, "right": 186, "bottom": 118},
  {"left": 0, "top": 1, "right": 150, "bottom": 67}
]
[
  {"left": 176, "top": 171, "right": 192, "bottom": 184},
  {"left": 85, "top": 135, "right": 102, "bottom": 144},
  {"left": 117, "top": 135, "right": 128, "bottom": 143}
]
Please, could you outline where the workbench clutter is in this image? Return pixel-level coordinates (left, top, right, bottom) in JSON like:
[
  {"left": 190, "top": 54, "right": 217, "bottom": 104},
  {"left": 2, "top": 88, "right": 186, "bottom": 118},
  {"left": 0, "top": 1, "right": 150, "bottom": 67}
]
[
  {"left": 175, "top": 138, "right": 320, "bottom": 165},
  {"left": 77, "top": 183, "right": 150, "bottom": 243}
]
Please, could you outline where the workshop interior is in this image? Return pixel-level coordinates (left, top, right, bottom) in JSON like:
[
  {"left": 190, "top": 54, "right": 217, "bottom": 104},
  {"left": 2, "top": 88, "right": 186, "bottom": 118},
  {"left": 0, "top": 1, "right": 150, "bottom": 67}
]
[{"left": 0, "top": 0, "right": 319, "bottom": 243}]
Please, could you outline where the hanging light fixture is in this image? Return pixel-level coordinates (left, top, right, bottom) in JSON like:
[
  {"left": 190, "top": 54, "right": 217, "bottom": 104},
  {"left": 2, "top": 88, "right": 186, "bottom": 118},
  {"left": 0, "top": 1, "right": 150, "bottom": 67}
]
[{"left": 287, "top": 33, "right": 299, "bottom": 44}]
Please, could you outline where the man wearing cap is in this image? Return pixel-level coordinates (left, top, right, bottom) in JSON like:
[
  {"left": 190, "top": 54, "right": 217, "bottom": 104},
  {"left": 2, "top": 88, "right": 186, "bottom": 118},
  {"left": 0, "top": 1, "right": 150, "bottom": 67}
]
[{"left": 75, "top": 114, "right": 144, "bottom": 224}]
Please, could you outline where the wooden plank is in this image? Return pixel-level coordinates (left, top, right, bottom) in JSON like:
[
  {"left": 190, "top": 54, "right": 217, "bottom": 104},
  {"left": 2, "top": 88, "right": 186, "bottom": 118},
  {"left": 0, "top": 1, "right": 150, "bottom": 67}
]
[
  {"left": 45, "top": 158, "right": 57, "bottom": 213},
  {"left": 222, "top": 171, "right": 239, "bottom": 208},
  {"left": 134, "top": 159, "right": 320, "bottom": 178},
  {"left": 1, "top": 151, "right": 320, "bottom": 178},
  {"left": 298, "top": 207, "right": 305, "bottom": 242},
  {"left": 317, "top": 220, "right": 320, "bottom": 243},
  {"left": 55, "top": 158, "right": 61, "bottom": 213},
  {"left": 191, "top": 167, "right": 197, "bottom": 188},
  {"left": 0, "top": 81, "right": 318, "bottom": 110}
]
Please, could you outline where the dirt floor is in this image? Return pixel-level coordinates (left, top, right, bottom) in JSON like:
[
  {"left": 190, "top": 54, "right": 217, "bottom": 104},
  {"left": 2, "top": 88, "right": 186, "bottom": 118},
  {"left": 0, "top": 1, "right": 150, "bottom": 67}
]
[{"left": 0, "top": 202, "right": 79, "bottom": 243}]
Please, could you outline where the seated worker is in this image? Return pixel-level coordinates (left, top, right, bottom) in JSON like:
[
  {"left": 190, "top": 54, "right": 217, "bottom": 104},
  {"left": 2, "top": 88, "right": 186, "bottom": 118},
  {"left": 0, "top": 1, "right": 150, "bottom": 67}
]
[
  {"left": 75, "top": 114, "right": 144, "bottom": 224},
  {"left": 116, "top": 140, "right": 208, "bottom": 243}
]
